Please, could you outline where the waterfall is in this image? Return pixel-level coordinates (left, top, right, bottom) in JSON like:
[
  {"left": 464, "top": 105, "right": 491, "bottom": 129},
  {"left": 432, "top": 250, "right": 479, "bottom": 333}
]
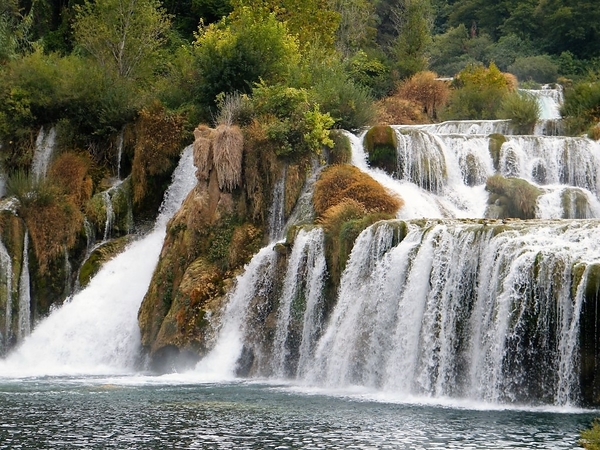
[
  {"left": 268, "top": 167, "right": 287, "bottom": 242},
  {"left": 116, "top": 129, "right": 124, "bottom": 179},
  {"left": 271, "top": 228, "right": 327, "bottom": 378},
  {"left": 31, "top": 126, "right": 57, "bottom": 181},
  {"left": 303, "top": 219, "right": 598, "bottom": 405},
  {"left": 521, "top": 85, "right": 563, "bottom": 120},
  {"left": 0, "top": 240, "right": 12, "bottom": 352},
  {"left": 194, "top": 244, "right": 278, "bottom": 380},
  {"left": 0, "top": 145, "right": 197, "bottom": 376},
  {"left": 102, "top": 190, "right": 115, "bottom": 241},
  {"left": 17, "top": 232, "right": 30, "bottom": 341}
]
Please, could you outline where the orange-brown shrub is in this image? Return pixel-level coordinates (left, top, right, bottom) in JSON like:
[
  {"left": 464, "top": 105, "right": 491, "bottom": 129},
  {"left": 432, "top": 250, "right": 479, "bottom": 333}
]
[
  {"left": 313, "top": 165, "right": 403, "bottom": 217},
  {"left": 317, "top": 198, "right": 366, "bottom": 234},
  {"left": 21, "top": 192, "right": 83, "bottom": 273},
  {"left": 48, "top": 152, "right": 93, "bottom": 207},
  {"left": 375, "top": 97, "right": 426, "bottom": 125},
  {"left": 396, "top": 71, "right": 450, "bottom": 120}
]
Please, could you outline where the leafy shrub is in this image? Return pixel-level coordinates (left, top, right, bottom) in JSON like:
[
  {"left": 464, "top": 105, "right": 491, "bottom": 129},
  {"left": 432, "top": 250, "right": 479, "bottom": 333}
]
[
  {"left": 193, "top": 6, "right": 300, "bottom": 109},
  {"left": 0, "top": 49, "right": 138, "bottom": 151},
  {"left": 580, "top": 419, "right": 600, "bottom": 450},
  {"left": 442, "top": 63, "right": 512, "bottom": 120},
  {"left": 561, "top": 77, "right": 600, "bottom": 135},
  {"left": 328, "top": 130, "right": 352, "bottom": 165},
  {"left": 248, "top": 83, "right": 334, "bottom": 157},
  {"left": 310, "top": 64, "right": 376, "bottom": 131},
  {"left": 498, "top": 91, "right": 540, "bottom": 134},
  {"left": 508, "top": 55, "right": 559, "bottom": 84}
]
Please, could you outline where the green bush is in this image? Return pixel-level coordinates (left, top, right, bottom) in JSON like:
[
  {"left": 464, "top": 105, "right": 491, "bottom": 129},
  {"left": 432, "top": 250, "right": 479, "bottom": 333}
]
[
  {"left": 248, "top": 82, "right": 334, "bottom": 158},
  {"left": 0, "top": 49, "right": 138, "bottom": 148},
  {"left": 580, "top": 420, "right": 600, "bottom": 450},
  {"left": 508, "top": 55, "right": 559, "bottom": 84},
  {"left": 561, "top": 77, "right": 600, "bottom": 135},
  {"left": 498, "top": 91, "right": 540, "bottom": 134},
  {"left": 442, "top": 63, "right": 512, "bottom": 120},
  {"left": 193, "top": 6, "right": 300, "bottom": 109}
]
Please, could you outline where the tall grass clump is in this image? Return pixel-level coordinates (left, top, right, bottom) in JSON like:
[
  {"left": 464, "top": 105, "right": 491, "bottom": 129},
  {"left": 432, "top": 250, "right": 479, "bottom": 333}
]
[
  {"left": 580, "top": 420, "right": 600, "bottom": 450},
  {"left": 499, "top": 91, "right": 540, "bottom": 134}
]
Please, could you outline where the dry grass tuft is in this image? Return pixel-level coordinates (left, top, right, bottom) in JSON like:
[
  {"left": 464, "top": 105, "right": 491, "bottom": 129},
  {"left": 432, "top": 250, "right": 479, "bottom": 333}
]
[
  {"left": 313, "top": 165, "right": 403, "bottom": 217},
  {"left": 212, "top": 124, "right": 244, "bottom": 192},
  {"left": 193, "top": 124, "right": 213, "bottom": 181}
]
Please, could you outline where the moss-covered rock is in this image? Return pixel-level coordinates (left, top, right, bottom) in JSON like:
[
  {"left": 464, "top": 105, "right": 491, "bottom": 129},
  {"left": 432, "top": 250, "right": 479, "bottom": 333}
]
[
  {"left": 327, "top": 130, "right": 352, "bottom": 165},
  {"left": 78, "top": 236, "right": 133, "bottom": 288},
  {"left": 485, "top": 174, "right": 542, "bottom": 219},
  {"left": 578, "top": 263, "right": 600, "bottom": 405},
  {"left": 364, "top": 125, "right": 398, "bottom": 174},
  {"left": 488, "top": 133, "right": 506, "bottom": 171},
  {"left": 85, "top": 177, "right": 133, "bottom": 240}
]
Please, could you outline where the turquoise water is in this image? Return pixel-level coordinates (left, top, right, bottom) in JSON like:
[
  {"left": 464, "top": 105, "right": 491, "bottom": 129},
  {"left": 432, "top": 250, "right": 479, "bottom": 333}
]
[{"left": 0, "top": 377, "right": 595, "bottom": 449}]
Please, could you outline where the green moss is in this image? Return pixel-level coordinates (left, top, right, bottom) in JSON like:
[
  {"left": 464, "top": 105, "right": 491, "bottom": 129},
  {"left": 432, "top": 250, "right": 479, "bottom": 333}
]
[
  {"left": 485, "top": 175, "right": 542, "bottom": 219},
  {"left": 561, "top": 188, "right": 590, "bottom": 219},
  {"left": 328, "top": 130, "right": 352, "bottom": 165},
  {"left": 488, "top": 133, "right": 506, "bottom": 171},
  {"left": 364, "top": 125, "right": 397, "bottom": 174},
  {"left": 78, "top": 237, "right": 132, "bottom": 288}
]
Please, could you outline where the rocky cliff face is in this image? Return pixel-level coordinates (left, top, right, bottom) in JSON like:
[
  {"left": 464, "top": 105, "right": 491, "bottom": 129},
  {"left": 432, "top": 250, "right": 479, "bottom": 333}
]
[{"left": 137, "top": 124, "right": 313, "bottom": 371}]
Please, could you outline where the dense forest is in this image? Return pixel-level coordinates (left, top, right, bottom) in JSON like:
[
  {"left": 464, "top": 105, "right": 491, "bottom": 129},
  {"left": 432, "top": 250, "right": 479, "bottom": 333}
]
[{"left": 2, "top": 0, "right": 600, "bottom": 154}]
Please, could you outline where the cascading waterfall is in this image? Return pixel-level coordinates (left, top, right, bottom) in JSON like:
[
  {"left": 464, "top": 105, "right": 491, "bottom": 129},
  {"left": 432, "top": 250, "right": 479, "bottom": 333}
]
[
  {"left": 303, "top": 219, "right": 598, "bottom": 405},
  {"left": 268, "top": 166, "right": 287, "bottom": 242},
  {"left": 31, "top": 126, "right": 57, "bottom": 181},
  {"left": 17, "top": 232, "right": 30, "bottom": 341},
  {"left": 196, "top": 116, "right": 600, "bottom": 407},
  {"left": 0, "top": 145, "right": 197, "bottom": 376},
  {"left": 271, "top": 227, "right": 327, "bottom": 378},
  {"left": 0, "top": 240, "right": 12, "bottom": 352},
  {"left": 194, "top": 245, "right": 278, "bottom": 380}
]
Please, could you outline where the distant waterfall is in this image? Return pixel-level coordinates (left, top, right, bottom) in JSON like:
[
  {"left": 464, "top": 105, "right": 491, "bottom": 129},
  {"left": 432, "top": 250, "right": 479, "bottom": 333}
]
[
  {"left": 102, "top": 191, "right": 115, "bottom": 241},
  {"left": 17, "top": 232, "right": 30, "bottom": 341},
  {"left": 521, "top": 85, "right": 563, "bottom": 120},
  {"left": 31, "top": 127, "right": 57, "bottom": 181},
  {"left": 116, "top": 129, "right": 124, "bottom": 180},
  {"left": 0, "top": 146, "right": 197, "bottom": 376}
]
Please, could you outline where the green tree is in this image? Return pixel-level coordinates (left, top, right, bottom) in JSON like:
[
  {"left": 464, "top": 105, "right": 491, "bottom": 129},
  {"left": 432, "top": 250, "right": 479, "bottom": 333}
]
[
  {"left": 193, "top": 5, "right": 300, "bottom": 109},
  {"left": 0, "top": 0, "right": 34, "bottom": 62},
  {"left": 73, "top": 0, "right": 171, "bottom": 80},
  {"left": 391, "top": 0, "right": 433, "bottom": 79}
]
